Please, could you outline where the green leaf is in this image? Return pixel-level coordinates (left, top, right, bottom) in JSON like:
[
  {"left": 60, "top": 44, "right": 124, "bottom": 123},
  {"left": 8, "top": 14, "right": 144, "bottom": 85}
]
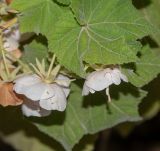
[
  {"left": 124, "top": 46, "right": 160, "bottom": 87},
  {"left": 139, "top": 77, "right": 160, "bottom": 119},
  {"left": 11, "top": 0, "right": 67, "bottom": 36},
  {"left": 0, "top": 107, "right": 64, "bottom": 151},
  {"left": 22, "top": 40, "right": 48, "bottom": 64},
  {"left": 34, "top": 82, "right": 146, "bottom": 150},
  {"left": 123, "top": 0, "right": 160, "bottom": 87},
  {"left": 0, "top": 108, "right": 97, "bottom": 151},
  {"left": 11, "top": 0, "right": 152, "bottom": 77},
  {"left": 49, "top": 0, "right": 152, "bottom": 76},
  {"left": 137, "top": 0, "right": 160, "bottom": 44},
  {"left": 71, "top": 0, "right": 152, "bottom": 41},
  {"left": 1, "top": 131, "right": 57, "bottom": 151},
  {"left": 49, "top": 12, "right": 140, "bottom": 77}
]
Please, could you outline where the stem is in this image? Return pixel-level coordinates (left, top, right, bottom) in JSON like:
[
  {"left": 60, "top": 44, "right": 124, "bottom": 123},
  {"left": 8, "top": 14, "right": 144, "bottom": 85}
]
[
  {"left": 2, "top": 49, "right": 9, "bottom": 76},
  {"left": 0, "top": 30, "right": 9, "bottom": 77},
  {"left": 46, "top": 54, "right": 56, "bottom": 79},
  {"left": 6, "top": 52, "right": 31, "bottom": 72}
]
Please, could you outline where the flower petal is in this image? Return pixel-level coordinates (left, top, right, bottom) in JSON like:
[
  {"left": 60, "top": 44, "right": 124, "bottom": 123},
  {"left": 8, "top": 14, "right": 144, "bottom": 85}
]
[
  {"left": 22, "top": 83, "right": 55, "bottom": 101},
  {"left": 111, "top": 69, "right": 121, "bottom": 85},
  {"left": 82, "top": 83, "right": 90, "bottom": 96},
  {"left": 14, "top": 74, "right": 41, "bottom": 94},
  {"left": 3, "top": 24, "right": 20, "bottom": 52},
  {"left": 85, "top": 69, "right": 112, "bottom": 91},
  {"left": 14, "top": 74, "right": 55, "bottom": 101},
  {"left": 22, "top": 99, "right": 51, "bottom": 117},
  {"left": 14, "top": 74, "right": 41, "bottom": 85},
  {"left": 55, "top": 74, "right": 71, "bottom": 87},
  {"left": 5, "top": 38, "right": 19, "bottom": 51},
  {"left": 0, "top": 82, "right": 23, "bottom": 107},
  {"left": 62, "top": 87, "right": 70, "bottom": 97},
  {"left": 40, "top": 84, "right": 67, "bottom": 111}
]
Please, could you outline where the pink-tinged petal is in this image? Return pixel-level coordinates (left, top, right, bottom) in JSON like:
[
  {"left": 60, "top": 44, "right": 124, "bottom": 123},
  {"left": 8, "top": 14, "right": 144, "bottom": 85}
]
[{"left": 3, "top": 28, "right": 11, "bottom": 34}]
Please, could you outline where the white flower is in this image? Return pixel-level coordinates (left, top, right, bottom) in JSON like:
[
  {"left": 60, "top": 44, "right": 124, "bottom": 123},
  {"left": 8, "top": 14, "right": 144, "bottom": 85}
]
[
  {"left": 82, "top": 67, "right": 128, "bottom": 100},
  {"left": 13, "top": 74, "right": 71, "bottom": 113},
  {"left": 22, "top": 99, "right": 51, "bottom": 117},
  {"left": 3, "top": 23, "right": 20, "bottom": 52}
]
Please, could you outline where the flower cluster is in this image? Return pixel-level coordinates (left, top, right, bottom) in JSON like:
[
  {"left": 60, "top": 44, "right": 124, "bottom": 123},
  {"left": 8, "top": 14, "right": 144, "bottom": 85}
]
[
  {"left": 0, "top": 10, "right": 72, "bottom": 117},
  {"left": 0, "top": 0, "right": 128, "bottom": 118}
]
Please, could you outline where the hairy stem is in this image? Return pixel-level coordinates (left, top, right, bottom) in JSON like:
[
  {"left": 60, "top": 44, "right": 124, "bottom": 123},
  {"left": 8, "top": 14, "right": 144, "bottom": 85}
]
[{"left": 0, "top": 30, "right": 10, "bottom": 78}]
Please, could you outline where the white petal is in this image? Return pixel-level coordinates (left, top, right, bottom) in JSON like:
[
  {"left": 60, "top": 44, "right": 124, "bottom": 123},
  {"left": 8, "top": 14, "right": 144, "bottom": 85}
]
[
  {"left": 55, "top": 74, "right": 71, "bottom": 87},
  {"left": 21, "top": 83, "right": 55, "bottom": 101},
  {"left": 82, "top": 83, "right": 90, "bottom": 96},
  {"left": 7, "top": 37, "right": 19, "bottom": 47},
  {"left": 3, "top": 25, "right": 20, "bottom": 52},
  {"left": 22, "top": 99, "right": 51, "bottom": 117},
  {"left": 55, "top": 74, "right": 71, "bottom": 97},
  {"left": 111, "top": 69, "right": 121, "bottom": 85},
  {"left": 85, "top": 69, "right": 112, "bottom": 91},
  {"left": 104, "top": 72, "right": 113, "bottom": 85},
  {"left": 14, "top": 74, "right": 41, "bottom": 94},
  {"left": 89, "top": 88, "right": 95, "bottom": 94},
  {"left": 5, "top": 38, "right": 19, "bottom": 51},
  {"left": 62, "top": 87, "right": 70, "bottom": 97},
  {"left": 3, "top": 41, "right": 10, "bottom": 48},
  {"left": 11, "top": 29, "right": 20, "bottom": 41},
  {"left": 40, "top": 84, "right": 67, "bottom": 111},
  {"left": 14, "top": 74, "right": 41, "bottom": 85}
]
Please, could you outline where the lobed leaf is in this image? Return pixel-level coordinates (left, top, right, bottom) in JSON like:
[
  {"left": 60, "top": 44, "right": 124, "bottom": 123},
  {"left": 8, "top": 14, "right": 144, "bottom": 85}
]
[
  {"left": 124, "top": 46, "right": 160, "bottom": 87},
  {"left": 35, "top": 82, "right": 146, "bottom": 150},
  {"left": 11, "top": 0, "right": 153, "bottom": 76}
]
